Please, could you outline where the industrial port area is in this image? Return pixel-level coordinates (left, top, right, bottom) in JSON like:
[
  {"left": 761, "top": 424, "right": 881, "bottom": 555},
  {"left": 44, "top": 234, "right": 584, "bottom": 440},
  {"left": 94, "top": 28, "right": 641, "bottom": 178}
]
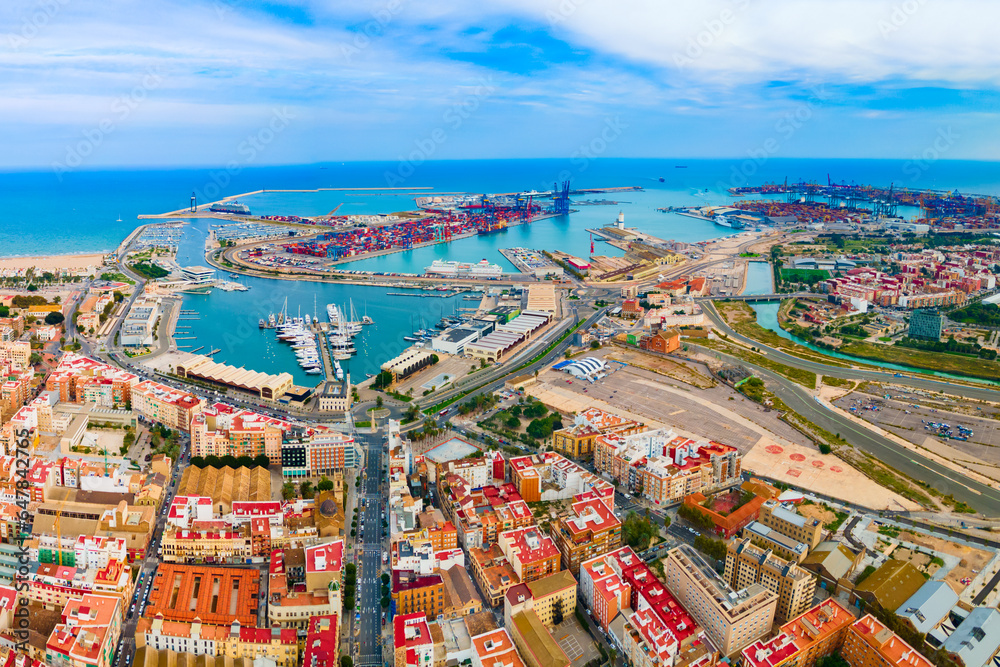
[{"left": 14, "top": 171, "right": 1000, "bottom": 667}]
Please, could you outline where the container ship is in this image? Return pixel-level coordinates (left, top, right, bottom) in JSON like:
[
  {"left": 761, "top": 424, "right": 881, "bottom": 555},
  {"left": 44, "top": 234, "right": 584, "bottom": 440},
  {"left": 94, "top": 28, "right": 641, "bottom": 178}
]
[
  {"left": 210, "top": 201, "right": 251, "bottom": 215},
  {"left": 424, "top": 259, "right": 503, "bottom": 279}
]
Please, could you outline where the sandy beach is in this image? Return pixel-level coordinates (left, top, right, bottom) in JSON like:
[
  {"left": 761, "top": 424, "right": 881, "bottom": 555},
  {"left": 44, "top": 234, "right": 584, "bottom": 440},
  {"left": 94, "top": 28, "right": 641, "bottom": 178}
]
[{"left": 0, "top": 253, "right": 108, "bottom": 272}]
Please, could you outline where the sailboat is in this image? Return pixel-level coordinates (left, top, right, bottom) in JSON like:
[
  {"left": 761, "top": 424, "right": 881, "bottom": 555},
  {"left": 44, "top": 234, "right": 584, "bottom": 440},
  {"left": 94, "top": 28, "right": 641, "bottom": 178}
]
[
  {"left": 116, "top": 214, "right": 123, "bottom": 222},
  {"left": 361, "top": 301, "right": 374, "bottom": 325}
]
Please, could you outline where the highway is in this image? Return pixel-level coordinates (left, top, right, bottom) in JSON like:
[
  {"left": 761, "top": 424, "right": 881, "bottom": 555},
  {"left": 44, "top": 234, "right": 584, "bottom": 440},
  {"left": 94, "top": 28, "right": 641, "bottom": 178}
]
[
  {"left": 701, "top": 300, "right": 1000, "bottom": 402},
  {"left": 687, "top": 340, "right": 1000, "bottom": 516}
]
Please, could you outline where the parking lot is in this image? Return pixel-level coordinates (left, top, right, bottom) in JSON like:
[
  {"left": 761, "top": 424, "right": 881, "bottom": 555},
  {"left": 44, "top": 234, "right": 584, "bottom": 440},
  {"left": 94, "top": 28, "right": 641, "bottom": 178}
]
[
  {"left": 834, "top": 392, "right": 1000, "bottom": 467},
  {"left": 551, "top": 615, "right": 600, "bottom": 666}
]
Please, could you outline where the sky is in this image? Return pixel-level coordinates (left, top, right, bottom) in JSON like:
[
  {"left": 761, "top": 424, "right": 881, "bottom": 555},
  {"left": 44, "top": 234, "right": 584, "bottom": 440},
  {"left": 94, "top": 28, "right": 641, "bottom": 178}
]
[{"left": 1, "top": 0, "right": 997, "bottom": 168}]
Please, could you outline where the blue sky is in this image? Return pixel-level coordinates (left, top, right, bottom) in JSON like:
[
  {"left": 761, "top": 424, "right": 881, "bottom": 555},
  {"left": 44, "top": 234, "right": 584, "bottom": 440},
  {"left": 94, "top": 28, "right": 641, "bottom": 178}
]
[{"left": 1, "top": 0, "right": 996, "bottom": 167}]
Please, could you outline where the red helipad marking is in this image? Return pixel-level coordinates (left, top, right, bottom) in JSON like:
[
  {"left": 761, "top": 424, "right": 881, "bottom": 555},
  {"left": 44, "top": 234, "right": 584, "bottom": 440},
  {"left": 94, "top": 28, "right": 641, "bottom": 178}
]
[
  {"left": 766, "top": 445, "right": 784, "bottom": 455},
  {"left": 789, "top": 453, "right": 806, "bottom": 462},
  {"left": 787, "top": 469, "right": 802, "bottom": 478},
  {"left": 830, "top": 466, "right": 843, "bottom": 473},
  {"left": 812, "top": 460, "right": 824, "bottom": 468}
]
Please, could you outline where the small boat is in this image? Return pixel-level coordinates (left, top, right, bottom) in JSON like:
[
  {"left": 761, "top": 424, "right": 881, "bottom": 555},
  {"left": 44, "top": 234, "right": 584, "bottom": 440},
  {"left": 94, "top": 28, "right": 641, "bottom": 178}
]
[
  {"left": 658, "top": 177, "right": 665, "bottom": 182},
  {"left": 305, "top": 368, "right": 323, "bottom": 374},
  {"left": 403, "top": 336, "right": 419, "bottom": 342},
  {"left": 258, "top": 319, "right": 265, "bottom": 328},
  {"left": 361, "top": 315, "right": 374, "bottom": 325}
]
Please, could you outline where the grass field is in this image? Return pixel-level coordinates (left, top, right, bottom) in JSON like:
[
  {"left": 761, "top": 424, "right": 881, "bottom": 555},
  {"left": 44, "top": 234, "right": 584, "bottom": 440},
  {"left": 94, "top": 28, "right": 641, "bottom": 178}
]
[
  {"left": 780, "top": 268, "right": 829, "bottom": 282},
  {"left": 838, "top": 340, "right": 1000, "bottom": 381}
]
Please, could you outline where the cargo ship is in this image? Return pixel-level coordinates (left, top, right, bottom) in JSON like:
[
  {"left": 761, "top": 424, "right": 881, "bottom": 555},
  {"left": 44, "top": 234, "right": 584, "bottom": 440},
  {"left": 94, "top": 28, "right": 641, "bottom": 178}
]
[
  {"left": 424, "top": 259, "right": 503, "bottom": 279},
  {"left": 713, "top": 215, "right": 745, "bottom": 230},
  {"left": 210, "top": 201, "right": 251, "bottom": 215}
]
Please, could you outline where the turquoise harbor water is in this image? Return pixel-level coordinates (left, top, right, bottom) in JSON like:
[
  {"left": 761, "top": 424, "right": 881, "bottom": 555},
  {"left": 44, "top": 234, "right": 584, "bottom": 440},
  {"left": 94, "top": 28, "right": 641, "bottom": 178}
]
[{"left": 8, "top": 158, "right": 1000, "bottom": 384}]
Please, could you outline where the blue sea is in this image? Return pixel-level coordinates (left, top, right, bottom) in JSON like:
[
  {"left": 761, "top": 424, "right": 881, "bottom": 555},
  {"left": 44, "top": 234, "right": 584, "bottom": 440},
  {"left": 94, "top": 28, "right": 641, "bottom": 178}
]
[{"left": 6, "top": 158, "right": 1000, "bottom": 383}]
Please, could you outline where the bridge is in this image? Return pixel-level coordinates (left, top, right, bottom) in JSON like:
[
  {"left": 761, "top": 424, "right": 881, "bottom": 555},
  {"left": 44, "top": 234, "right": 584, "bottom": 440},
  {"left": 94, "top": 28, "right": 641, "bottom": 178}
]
[{"left": 701, "top": 292, "right": 815, "bottom": 303}]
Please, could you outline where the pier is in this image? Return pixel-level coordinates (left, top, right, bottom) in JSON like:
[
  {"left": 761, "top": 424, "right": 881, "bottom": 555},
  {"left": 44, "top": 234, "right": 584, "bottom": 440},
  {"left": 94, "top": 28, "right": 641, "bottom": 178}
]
[{"left": 386, "top": 291, "right": 456, "bottom": 298}]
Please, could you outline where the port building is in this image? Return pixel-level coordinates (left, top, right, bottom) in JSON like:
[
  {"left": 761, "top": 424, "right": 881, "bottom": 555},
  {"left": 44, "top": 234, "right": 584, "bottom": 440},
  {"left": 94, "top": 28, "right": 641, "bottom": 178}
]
[
  {"left": 381, "top": 349, "right": 435, "bottom": 384},
  {"left": 181, "top": 266, "right": 216, "bottom": 284},
  {"left": 174, "top": 354, "right": 294, "bottom": 401},
  {"left": 431, "top": 328, "right": 481, "bottom": 355}
]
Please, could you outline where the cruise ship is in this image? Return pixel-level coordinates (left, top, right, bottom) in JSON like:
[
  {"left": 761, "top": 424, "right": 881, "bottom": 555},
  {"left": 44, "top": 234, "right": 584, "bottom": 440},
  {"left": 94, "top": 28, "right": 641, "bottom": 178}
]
[
  {"left": 210, "top": 201, "right": 251, "bottom": 215},
  {"left": 424, "top": 259, "right": 503, "bottom": 279}
]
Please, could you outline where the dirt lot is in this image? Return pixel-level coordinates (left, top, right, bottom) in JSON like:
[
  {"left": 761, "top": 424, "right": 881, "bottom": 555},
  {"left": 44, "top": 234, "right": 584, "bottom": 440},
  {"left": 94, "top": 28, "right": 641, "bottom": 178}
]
[
  {"left": 898, "top": 530, "right": 992, "bottom": 592},
  {"left": 798, "top": 503, "right": 838, "bottom": 526},
  {"left": 604, "top": 348, "right": 716, "bottom": 389}
]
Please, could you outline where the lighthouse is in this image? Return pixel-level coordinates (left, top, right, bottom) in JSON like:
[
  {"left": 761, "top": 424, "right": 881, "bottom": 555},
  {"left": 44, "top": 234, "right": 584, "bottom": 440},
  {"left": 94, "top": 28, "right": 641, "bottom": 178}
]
[{"left": 616, "top": 211, "right": 625, "bottom": 230}]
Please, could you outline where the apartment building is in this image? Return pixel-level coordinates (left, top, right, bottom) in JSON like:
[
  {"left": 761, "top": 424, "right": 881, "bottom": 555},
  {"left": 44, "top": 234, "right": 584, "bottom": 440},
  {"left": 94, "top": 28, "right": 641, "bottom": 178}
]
[
  {"left": 841, "top": 615, "right": 934, "bottom": 667},
  {"left": 470, "top": 629, "right": 526, "bottom": 667},
  {"left": 664, "top": 546, "right": 777, "bottom": 656},
  {"left": 740, "top": 599, "right": 854, "bottom": 667},
  {"left": 469, "top": 543, "right": 520, "bottom": 608},
  {"left": 393, "top": 614, "right": 436, "bottom": 667},
  {"left": 757, "top": 502, "right": 824, "bottom": 551},
  {"left": 725, "top": 539, "right": 817, "bottom": 624},
  {"left": 136, "top": 617, "right": 299, "bottom": 667},
  {"left": 393, "top": 570, "right": 446, "bottom": 620},
  {"left": 551, "top": 408, "right": 645, "bottom": 460},
  {"left": 498, "top": 527, "right": 561, "bottom": 584},
  {"left": 280, "top": 432, "right": 363, "bottom": 478},
  {"left": 744, "top": 522, "right": 809, "bottom": 564},
  {"left": 503, "top": 570, "right": 577, "bottom": 630},
  {"left": 443, "top": 476, "right": 534, "bottom": 550},
  {"left": 131, "top": 380, "right": 203, "bottom": 432},
  {"left": 508, "top": 452, "right": 615, "bottom": 506},
  {"left": 191, "top": 405, "right": 287, "bottom": 462},
  {"left": 44, "top": 594, "right": 122, "bottom": 667},
  {"left": 549, "top": 497, "right": 622, "bottom": 575}
]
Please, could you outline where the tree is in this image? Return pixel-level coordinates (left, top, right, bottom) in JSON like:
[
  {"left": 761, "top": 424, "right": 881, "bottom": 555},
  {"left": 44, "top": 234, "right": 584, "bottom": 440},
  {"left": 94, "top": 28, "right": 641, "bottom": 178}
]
[
  {"left": 381, "top": 573, "right": 390, "bottom": 585},
  {"left": 300, "top": 481, "right": 314, "bottom": 499},
  {"left": 281, "top": 483, "right": 296, "bottom": 500},
  {"left": 552, "top": 597, "right": 564, "bottom": 626},
  {"left": 622, "top": 511, "right": 659, "bottom": 551},
  {"left": 816, "top": 654, "right": 850, "bottom": 667},
  {"left": 373, "top": 370, "right": 394, "bottom": 389},
  {"left": 376, "top": 395, "right": 383, "bottom": 409},
  {"left": 253, "top": 454, "right": 270, "bottom": 469},
  {"left": 26, "top": 284, "right": 37, "bottom": 292},
  {"left": 430, "top": 354, "right": 439, "bottom": 364},
  {"left": 343, "top": 596, "right": 355, "bottom": 611},
  {"left": 590, "top": 340, "right": 601, "bottom": 349},
  {"left": 693, "top": 535, "right": 727, "bottom": 562},
  {"left": 341, "top": 657, "right": 353, "bottom": 667},
  {"left": 317, "top": 477, "right": 334, "bottom": 492},
  {"left": 380, "top": 596, "right": 390, "bottom": 608},
  {"left": 29, "top": 352, "right": 42, "bottom": 365}
]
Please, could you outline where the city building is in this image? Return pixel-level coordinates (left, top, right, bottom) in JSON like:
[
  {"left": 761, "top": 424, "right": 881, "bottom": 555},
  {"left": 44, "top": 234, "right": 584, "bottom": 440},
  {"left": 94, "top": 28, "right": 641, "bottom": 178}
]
[
  {"left": 508, "top": 609, "right": 570, "bottom": 667},
  {"left": 663, "top": 546, "right": 777, "bottom": 656},
  {"left": 470, "top": 629, "right": 525, "bottom": 667},
  {"left": 800, "top": 542, "right": 863, "bottom": 594},
  {"left": 393, "top": 570, "right": 446, "bottom": 620},
  {"left": 682, "top": 480, "right": 778, "bottom": 539},
  {"left": 281, "top": 432, "right": 363, "bottom": 478},
  {"left": 907, "top": 309, "right": 943, "bottom": 341},
  {"left": 503, "top": 570, "right": 577, "bottom": 630},
  {"left": 551, "top": 409, "right": 645, "bottom": 460},
  {"left": 176, "top": 466, "right": 271, "bottom": 515},
  {"left": 895, "top": 581, "right": 959, "bottom": 635},
  {"left": 756, "top": 502, "right": 824, "bottom": 552},
  {"left": 174, "top": 355, "right": 294, "bottom": 402},
  {"left": 498, "top": 527, "right": 561, "bottom": 584},
  {"left": 44, "top": 594, "right": 122, "bottom": 667},
  {"left": 381, "top": 350, "right": 436, "bottom": 385},
  {"left": 725, "top": 538, "right": 816, "bottom": 624},
  {"left": 940, "top": 607, "right": 1000, "bottom": 667},
  {"left": 743, "top": 522, "right": 809, "bottom": 564},
  {"left": 507, "top": 452, "right": 615, "bottom": 506},
  {"left": 841, "top": 615, "right": 933, "bottom": 667},
  {"left": 303, "top": 615, "right": 340, "bottom": 667},
  {"left": 549, "top": 497, "right": 622, "bottom": 575},
  {"left": 740, "top": 599, "right": 854, "bottom": 667},
  {"left": 394, "top": 613, "right": 436, "bottom": 667},
  {"left": 119, "top": 299, "right": 159, "bottom": 347},
  {"left": 145, "top": 564, "right": 262, "bottom": 626},
  {"left": 851, "top": 560, "right": 925, "bottom": 612},
  {"left": 304, "top": 541, "right": 345, "bottom": 593},
  {"left": 469, "top": 544, "right": 520, "bottom": 608},
  {"left": 191, "top": 405, "right": 291, "bottom": 462},
  {"left": 131, "top": 380, "right": 203, "bottom": 432}
]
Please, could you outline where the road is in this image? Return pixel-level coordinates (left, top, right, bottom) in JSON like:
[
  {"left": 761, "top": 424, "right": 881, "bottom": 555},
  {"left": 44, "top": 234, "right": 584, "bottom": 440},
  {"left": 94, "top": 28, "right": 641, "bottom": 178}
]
[
  {"left": 116, "top": 433, "right": 190, "bottom": 667},
  {"left": 700, "top": 300, "right": 1000, "bottom": 402},
  {"left": 689, "top": 340, "right": 1000, "bottom": 516},
  {"left": 353, "top": 432, "right": 387, "bottom": 667}
]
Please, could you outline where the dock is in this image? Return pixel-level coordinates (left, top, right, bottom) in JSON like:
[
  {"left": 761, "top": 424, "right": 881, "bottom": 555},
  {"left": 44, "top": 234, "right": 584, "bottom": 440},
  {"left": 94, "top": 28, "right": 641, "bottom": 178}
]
[
  {"left": 386, "top": 292, "right": 455, "bottom": 298},
  {"left": 191, "top": 346, "right": 205, "bottom": 354}
]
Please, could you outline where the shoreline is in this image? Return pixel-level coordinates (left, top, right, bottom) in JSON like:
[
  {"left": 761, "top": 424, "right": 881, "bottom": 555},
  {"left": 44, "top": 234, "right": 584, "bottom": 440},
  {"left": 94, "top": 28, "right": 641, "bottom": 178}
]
[{"left": 0, "top": 252, "right": 109, "bottom": 271}]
